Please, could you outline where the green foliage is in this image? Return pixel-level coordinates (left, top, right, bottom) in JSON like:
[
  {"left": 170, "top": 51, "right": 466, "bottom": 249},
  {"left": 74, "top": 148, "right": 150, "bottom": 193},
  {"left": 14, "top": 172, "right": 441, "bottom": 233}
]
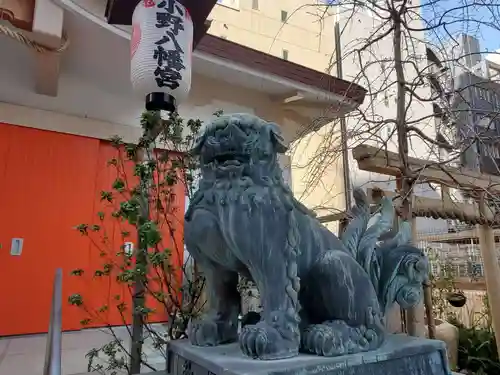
[
  {"left": 112, "top": 178, "right": 126, "bottom": 192},
  {"left": 68, "top": 293, "right": 83, "bottom": 306},
  {"left": 454, "top": 318, "right": 500, "bottom": 375},
  {"left": 429, "top": 248, "right": 500, "bottom": 374},
  {"left": 100, "top": 191, "right": 113, "bottom": 203},
  {"left": 75, "top": 224, "right": 89, "bottom": 235},
  {"left": 68, "top": 110, "right": 216, "bottom": 374},
  {"left": 71, "top": 269, "right": 84, "bottom": 276},
  {"left": 428, "top": 248, "right": 460, "bottom": 322}
]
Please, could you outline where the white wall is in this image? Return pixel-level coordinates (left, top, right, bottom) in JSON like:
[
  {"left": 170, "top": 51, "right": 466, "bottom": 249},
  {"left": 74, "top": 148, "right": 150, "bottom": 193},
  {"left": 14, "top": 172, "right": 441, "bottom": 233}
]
[
  {"left": 335, "top": 4, "right": 446, "bottom": 232},
  {"left": 209, "top": 0, "right": 336, "bottom": 73}
]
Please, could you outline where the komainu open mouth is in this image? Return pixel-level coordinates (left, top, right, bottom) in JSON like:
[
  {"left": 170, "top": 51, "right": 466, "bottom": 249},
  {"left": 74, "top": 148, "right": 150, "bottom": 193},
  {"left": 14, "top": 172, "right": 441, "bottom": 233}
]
[{"left": 207, "top": 153, "right": 250, "bottom": 166}]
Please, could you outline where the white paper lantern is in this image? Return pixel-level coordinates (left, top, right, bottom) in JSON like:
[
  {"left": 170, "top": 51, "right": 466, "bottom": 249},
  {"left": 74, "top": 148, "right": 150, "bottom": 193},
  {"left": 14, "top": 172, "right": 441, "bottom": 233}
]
[{"left": 131, "top": 0, "right": 193, "bottom": 112}]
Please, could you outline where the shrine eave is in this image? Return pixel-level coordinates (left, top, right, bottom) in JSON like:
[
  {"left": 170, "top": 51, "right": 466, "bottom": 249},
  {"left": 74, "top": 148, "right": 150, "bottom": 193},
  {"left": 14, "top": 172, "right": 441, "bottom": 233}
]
[{"left": 197, "top": 35, "right": 367, "bottom": 106}]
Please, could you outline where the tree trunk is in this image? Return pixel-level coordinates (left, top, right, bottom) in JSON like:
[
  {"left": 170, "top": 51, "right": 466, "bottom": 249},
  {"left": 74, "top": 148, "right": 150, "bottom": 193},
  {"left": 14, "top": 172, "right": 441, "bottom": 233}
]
[
  {"left": 393, "top": 12, "right": 423, "bottom": 337},
  {"left": 130, "top": 149, "right": 151, "bottom": 374},
  {"left": 130, "top": 120, "right": 164, "bottom": 374}
]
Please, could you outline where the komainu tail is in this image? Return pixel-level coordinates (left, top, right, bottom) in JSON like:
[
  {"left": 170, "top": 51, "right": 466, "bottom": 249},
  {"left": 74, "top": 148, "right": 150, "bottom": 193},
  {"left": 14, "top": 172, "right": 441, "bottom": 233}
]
[
  {"left": 341, "top": 188, "right": 429, "bottom": 316},
  {"left": 376, "top": 234, "right": 429, "bottom": 315},
  {"left": 341, "top": 188, "right": 393, "bottom": 287}
]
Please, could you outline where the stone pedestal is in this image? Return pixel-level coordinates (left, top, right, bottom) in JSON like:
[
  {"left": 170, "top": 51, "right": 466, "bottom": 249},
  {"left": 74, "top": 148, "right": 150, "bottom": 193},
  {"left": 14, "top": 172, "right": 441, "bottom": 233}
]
[{"left": 166, "top": 334, "right": 450, "bottom": 375}]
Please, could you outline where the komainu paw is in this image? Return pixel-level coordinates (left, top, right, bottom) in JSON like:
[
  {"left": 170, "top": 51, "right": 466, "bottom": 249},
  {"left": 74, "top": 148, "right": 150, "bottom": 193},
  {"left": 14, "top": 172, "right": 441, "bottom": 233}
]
[
  {"left": 239, "top": 321, "right": 299, "bottom": 360},
  {"left": 188, "top": 315, "right": 238, "bottom": 347},
  {"left": 301, "top": 320, "right": 382, "bottom": 357}
]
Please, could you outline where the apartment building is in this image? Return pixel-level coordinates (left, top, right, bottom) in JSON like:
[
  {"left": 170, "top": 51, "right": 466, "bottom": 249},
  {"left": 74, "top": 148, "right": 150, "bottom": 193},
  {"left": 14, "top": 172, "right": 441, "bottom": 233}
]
[
  {"left": 421, "top": 35, "right": 500, "bottom": 275},
  {"left": 209, "top": 0, "right": 346, "bottom": 224},
  {"left": 334, "top": 2, "right": 440, "bottom": 233},
  {"left": 427, "top": 34, "right": 500, "bottom": 176},
  {"left": 326, "top": 3, "right": 437, "bottom": 201},
  {"left": 209, "top": 1, "right": 442, "bottom": 235},
  {"left": 210, "top": 0, "right": 336, "bottom": 72}
]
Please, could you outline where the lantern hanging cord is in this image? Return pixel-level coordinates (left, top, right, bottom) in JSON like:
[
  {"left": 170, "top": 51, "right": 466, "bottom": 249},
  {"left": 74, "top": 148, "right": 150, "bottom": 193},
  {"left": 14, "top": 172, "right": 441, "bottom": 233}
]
[{"left": 0, "top": 24, "right": 69, "bottom": 53}]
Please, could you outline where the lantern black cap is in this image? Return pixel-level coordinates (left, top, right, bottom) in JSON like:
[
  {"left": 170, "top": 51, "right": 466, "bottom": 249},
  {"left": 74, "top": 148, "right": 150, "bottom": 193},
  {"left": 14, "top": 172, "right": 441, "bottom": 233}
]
[{"left": 145, "top": 92, "right": 176, "bottom": 112}]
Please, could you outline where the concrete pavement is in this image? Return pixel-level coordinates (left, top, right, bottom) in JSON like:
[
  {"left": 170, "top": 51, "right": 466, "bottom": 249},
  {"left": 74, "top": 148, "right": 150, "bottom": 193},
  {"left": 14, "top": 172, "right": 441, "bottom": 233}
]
[{"left": 0, "top": 326, "right": 167, "bottom": 375}]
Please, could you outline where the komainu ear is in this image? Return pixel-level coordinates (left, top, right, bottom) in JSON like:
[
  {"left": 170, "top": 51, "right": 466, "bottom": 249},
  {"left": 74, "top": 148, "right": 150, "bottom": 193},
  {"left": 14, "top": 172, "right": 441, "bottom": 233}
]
[{"left": 268, "top": 122, "right": 288, "bottom": 154}]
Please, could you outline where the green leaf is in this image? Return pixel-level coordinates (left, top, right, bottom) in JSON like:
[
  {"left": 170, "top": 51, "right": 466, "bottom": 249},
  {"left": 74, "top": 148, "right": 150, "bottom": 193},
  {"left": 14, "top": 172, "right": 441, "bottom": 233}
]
[
  {"left": 117, "top": 302, "right": 127, "bottom": 312},
  {"left": 118, "top": 199, "right": 140, "bottom": 225},
  {"left": 80, "top": 318, "right": 91, "bottom": 326},
  {"left": 68, "top": 294, "right": 84, "bottom": 306},
  {"left": 71, "top": 269, "right": 84, "bottom": 276},
  {"left": 138, "top": 221, "right": 162, "bottom": 247},
  {"left": 117, "top": 269, "right": 134, "bottom": 283},
  {"left": 112, "top": 178, "right": 126, "bottom": 192},
  {"left": 100, "top": 191, "right": 113, "bottom": 202},
  {"left": 125, "top": 144, "right": 137, "bottom": 160},
  {"left": 109, "top": 135, "right": 123, "bottom": 148},
  {"left": 149, "top": 250, "right": 169, "bottom": 266},
  {"left": 75, "top": 224, "right": 89, "bottom": 235},
  {"left": 103, "top": 263, "right": 113, "bottom": 275}
]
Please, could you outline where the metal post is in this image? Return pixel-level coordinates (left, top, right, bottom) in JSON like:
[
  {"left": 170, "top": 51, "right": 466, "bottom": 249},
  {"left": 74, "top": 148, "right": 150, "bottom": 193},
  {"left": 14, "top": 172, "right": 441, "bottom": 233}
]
[
  {"left": 44, "top": 268, "right": 63, "bottom": 375},
  {"left": 334, "top": 12, "right": 352, "bottom": 211}
]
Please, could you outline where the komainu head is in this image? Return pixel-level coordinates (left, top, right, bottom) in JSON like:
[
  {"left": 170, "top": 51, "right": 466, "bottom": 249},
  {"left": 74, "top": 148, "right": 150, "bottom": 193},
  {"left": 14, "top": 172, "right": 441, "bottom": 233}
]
[{"left": 192, "top": 114, "right": 288, "bottom": 183}]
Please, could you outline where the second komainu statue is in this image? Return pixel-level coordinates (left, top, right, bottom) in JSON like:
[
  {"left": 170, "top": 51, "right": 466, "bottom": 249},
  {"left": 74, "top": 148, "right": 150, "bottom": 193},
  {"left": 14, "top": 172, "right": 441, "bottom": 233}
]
[{"left": 184, "top": 114, "right": 429, "bottom": 360}]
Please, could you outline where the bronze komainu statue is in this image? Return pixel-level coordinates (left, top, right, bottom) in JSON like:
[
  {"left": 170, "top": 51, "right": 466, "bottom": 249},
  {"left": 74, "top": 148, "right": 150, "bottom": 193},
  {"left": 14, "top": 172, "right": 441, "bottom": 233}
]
[{"left": 185, "top": 114, "right": 428, "bottom": 360}]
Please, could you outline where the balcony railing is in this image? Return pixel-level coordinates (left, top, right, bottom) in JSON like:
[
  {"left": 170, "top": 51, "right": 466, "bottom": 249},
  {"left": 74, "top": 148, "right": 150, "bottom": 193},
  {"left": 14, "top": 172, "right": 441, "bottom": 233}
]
[{"left": 43, "top": 268, "right": 63, "bottom": 375}]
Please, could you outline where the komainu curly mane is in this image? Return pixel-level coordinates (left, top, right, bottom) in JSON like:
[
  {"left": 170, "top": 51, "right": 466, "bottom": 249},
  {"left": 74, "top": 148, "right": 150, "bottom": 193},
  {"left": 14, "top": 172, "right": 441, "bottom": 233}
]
[
  {"left": 186, "top": 115, "right": 313, "bottom": 221},
  {"left": 185, "top": 113, "right": 428, "bottom": 360}
]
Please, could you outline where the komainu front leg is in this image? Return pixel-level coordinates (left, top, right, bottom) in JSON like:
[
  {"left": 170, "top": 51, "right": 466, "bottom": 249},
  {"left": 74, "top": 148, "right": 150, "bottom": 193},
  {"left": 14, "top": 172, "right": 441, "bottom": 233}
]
[
  {"left": 238, "top": 231, "right": 301, "bottom": 359},
  {"left": 188, "top": 259, "right": 240, "bottom": 346},
  {"left": 239, "top": 261, "right": 301, "bottom": 359},
  {"left": 300, "top": 250, "right": 385, "bottom": 357}
]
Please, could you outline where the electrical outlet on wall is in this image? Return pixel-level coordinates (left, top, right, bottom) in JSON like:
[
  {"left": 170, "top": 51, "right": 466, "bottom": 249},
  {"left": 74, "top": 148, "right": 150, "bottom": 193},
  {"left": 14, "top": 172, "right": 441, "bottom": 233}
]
[
  {"left": 10, "top": 238, "right": 23, "bottom": 256},
  {"left": 124, "top": 242, "right": 134, "bottom": 257}
]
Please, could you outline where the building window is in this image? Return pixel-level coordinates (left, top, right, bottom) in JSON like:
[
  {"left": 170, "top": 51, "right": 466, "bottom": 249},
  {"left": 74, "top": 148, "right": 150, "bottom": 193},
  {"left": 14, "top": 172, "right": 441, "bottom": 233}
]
[
  {"left": 477, "top": 115, "right": 495, "bottom": 129},
  {"left": 492, "top": 145, "right": 498, "bottom": 158},
  {"left": 252, "top": 0, "right": 258, "bottom": 10},
  {"left": 489, "top": 144, "right": 500, "bottom": 159},
  {"left": 281, "top": 10, "right": 288, "bottom": 22},
  {"left": 282, "top": 49, "right": 289, "bottom": 60},
  {"left": 492, "top": 92, "right": 498, "bottom": 108},
  {"left": 478, "top": 87, "right": 485, "bottom": 100}
]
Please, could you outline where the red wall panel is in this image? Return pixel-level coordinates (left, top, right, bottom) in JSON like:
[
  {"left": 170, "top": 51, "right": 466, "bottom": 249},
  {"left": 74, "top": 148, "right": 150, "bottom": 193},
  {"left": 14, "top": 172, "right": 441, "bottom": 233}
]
[
  {"left": 82, "top": 143, "right": 186, "bottom": 327},
  {"left": 0, "top": 124, "right": 185, "bottom": 335},
  {"left": 0, "top": 124, "right": 99, "bottom": 335}
]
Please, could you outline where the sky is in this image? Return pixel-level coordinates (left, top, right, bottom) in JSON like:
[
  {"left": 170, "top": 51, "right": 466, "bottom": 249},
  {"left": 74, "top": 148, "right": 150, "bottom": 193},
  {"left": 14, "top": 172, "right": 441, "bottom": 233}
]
[
  {"left": 323, "top": 0, "right": 500, "bottom": 53},
  {"left": 421, "top": 0, "right": 500, "bottom": 54}
]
